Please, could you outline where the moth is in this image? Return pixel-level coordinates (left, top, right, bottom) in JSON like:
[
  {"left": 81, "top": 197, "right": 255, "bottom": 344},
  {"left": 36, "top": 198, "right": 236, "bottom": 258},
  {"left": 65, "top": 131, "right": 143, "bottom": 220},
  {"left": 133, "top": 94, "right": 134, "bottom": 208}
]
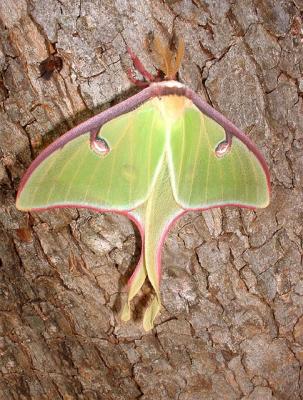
[{"left": 16, "top": 39, "right": 270, "bottom": 330}]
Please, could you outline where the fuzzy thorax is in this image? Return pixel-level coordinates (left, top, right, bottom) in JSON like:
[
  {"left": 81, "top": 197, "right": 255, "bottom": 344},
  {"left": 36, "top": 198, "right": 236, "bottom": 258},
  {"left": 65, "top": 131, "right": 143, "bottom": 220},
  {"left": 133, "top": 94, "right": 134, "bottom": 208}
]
[{"left": 155, "top": 93, "right": 192, "bottom": 125}]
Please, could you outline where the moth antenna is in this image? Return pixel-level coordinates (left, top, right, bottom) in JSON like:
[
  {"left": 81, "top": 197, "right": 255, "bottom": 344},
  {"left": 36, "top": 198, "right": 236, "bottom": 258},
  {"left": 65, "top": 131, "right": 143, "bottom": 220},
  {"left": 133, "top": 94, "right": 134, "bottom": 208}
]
[
  {"left": 172, "top": 38, "right": 185, "bottom": 78},
  {"left": 153, "top": 37, "right": 173, "bottom": 79},
  {"left": 153, "top": 37, "right": 184, "bottom": 80}
]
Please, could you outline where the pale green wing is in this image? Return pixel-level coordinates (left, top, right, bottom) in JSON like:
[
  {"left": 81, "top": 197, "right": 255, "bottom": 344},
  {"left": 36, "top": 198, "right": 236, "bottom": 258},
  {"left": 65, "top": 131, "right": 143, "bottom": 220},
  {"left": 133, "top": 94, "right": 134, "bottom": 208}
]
[
  {"left": 168, "top": 104, "right": 270, "bottom": 209},
  {"left": 17, "top": 100, "right": 166, "bottom": 211}
]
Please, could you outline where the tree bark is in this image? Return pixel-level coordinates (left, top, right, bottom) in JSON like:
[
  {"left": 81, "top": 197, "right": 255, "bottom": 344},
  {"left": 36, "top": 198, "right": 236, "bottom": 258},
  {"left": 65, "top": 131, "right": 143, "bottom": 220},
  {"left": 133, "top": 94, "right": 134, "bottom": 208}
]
[{"left": 0, "top": 1, "right": 302, "bottom": 399}]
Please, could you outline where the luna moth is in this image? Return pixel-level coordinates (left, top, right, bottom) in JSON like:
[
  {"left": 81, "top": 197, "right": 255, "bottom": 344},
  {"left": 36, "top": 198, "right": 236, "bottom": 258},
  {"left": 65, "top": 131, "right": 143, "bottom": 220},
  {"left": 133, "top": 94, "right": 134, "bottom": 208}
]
[{"left": 16, "top": 39, "right": 270, "bottom": 331}]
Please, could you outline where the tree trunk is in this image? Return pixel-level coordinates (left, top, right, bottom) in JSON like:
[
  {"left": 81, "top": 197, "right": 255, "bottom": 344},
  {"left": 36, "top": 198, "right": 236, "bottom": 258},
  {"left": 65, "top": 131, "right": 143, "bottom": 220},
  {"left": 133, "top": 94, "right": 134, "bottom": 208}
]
[{"left": 0, "top": 1, "right": 302, "bottom": 399}]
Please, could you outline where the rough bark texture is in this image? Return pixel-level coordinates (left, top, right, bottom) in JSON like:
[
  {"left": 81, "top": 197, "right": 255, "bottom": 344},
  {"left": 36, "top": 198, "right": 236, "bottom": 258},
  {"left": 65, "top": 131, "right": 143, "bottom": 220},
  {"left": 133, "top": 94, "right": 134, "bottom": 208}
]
[{"left": 0, "top": 1, "right": 302, "bottom": 399}]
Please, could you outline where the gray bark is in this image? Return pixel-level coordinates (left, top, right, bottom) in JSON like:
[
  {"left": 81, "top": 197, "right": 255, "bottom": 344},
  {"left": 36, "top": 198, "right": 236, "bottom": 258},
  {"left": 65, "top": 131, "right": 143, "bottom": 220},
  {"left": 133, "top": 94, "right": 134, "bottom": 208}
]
[{"left": 0, "top": 0, "right": 302, "bottom": 399}]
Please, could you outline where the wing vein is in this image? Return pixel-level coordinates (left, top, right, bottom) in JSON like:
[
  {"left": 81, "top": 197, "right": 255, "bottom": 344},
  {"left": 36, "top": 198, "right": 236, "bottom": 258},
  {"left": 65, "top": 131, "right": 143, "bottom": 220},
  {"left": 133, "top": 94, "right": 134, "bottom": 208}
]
[
  {"left": 64, "top": 146, "right": 91, "bottom": 201},
  {"left": 45, "top": 143, "right": 84, "bottom": 204},
  {"left": 177, "top": 115, "right": 186, "bottom": 189},
  {"left": 147, "top": 112, "right": 156, "bottom": 196},
  {"left": 234, "top": 142, "right": 248, "bottom": 203},
  {"left": 106, "top": 114, "right": 135, "bottom": 202},
  {"left": 28, "top": 151, "right": 59, "bottom": 205},
  {"left": 188, "top": 112, "right": 203, "bottom": 204},
  {"left": 204, "top": 117, "right": 212, "bottom": 204}
]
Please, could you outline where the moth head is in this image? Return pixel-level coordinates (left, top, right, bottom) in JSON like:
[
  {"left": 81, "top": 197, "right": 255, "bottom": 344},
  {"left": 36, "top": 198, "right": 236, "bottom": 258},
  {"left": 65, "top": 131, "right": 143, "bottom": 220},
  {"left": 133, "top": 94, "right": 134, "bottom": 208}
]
[
  {"left": 149, "top": 36, "right": 185, "bottom": 81},
  {"left": 127, "top": 35, "right": 185, "bottom": 86}
]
